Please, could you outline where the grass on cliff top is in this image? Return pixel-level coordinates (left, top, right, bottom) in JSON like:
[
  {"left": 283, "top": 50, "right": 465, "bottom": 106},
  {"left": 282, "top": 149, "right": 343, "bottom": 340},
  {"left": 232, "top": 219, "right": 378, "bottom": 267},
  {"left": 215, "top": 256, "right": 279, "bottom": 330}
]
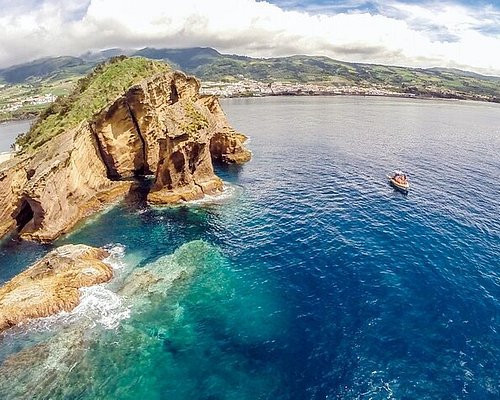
[{"left": 17, "top": 56, "right": 170, "bottom": 151}]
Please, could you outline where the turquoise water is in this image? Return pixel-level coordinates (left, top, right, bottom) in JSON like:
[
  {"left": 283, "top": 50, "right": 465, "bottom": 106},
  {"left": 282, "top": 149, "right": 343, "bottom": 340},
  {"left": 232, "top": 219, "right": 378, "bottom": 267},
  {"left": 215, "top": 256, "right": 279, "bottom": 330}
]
[{"left": 0, "top": 97, "right": 499, "bottom": 399}]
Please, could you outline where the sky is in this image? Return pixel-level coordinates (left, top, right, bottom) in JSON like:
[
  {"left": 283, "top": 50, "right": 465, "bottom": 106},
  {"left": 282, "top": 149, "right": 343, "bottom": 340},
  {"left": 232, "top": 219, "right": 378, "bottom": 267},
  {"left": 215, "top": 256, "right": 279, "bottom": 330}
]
[{"left": 0, "top": 0, "right": 500, "bottom": 75}]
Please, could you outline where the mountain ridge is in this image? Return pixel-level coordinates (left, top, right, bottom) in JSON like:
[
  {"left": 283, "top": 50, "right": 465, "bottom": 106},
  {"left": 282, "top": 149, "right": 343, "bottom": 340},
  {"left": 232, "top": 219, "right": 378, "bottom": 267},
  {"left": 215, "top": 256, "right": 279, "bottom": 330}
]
[
  {"left": 0, "top": 47, "right": 498, "bottom": 123},
  {"left": 1, "top": 47, "right": 498, "bottom": 82}
]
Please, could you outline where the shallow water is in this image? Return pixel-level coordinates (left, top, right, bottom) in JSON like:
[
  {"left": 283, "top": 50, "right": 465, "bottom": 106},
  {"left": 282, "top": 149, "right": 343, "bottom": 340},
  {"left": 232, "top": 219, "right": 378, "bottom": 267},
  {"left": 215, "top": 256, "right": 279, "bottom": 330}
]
[{"left": 0, "top": 96, "right": 499, "bottom": 399}]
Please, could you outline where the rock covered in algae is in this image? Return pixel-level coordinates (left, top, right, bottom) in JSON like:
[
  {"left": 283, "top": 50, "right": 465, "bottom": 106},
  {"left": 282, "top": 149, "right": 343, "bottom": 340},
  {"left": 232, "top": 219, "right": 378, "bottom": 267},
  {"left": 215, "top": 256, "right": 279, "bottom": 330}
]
[{"left": 0, "top": 244, "right": 112, "bottom": 333}]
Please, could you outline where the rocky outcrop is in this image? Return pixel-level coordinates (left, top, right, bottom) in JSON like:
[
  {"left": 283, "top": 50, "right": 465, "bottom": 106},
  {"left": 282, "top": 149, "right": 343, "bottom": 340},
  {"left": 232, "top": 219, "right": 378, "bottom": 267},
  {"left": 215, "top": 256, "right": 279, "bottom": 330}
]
[
  {"left": 0, "top": 241, "right": 223, "bottom": 399},
  {"left": 0, "top": 124, "right": 131, "bottom": 242},
  {"left": 148, "top": 134, "right": 223, "bottom": 203},
  {"left": 201, "top": 96, "right": 252, "bottom": 164},
  {"left": 90, "top": 70, "right": 247, "bottom": 203},
  {"left": 0, "top": 61, "right": 250, "bottom": 242},
  {"left": 125, "top": 71, "right": 201, "bottom": 173},
  {"left": 210, "top": 131, "right": 252, "bottom": 164},
  {"left": 0, "top": 244, "right": 112, "bottom": 333},
  {"left": 92, "top": 97, "right": 146, "bottom": 179}
]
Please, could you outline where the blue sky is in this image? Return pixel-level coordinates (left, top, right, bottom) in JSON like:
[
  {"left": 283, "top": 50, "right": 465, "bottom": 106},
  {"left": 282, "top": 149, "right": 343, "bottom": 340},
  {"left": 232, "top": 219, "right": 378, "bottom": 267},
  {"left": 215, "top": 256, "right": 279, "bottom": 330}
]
[
  {"left": 268, "top": 0, "right": 500, "bottom": 12},
  {"left": 268, "top": 0, "right": 500, "bottom": 37},
  {"left": 0, "top": 0, "right": 499, "bottom": 75}
]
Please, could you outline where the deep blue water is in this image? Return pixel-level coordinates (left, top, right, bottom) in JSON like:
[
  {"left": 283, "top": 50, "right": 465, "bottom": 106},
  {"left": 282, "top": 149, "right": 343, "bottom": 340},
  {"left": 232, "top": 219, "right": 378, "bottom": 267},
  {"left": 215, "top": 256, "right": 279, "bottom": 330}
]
[{"left": 0, "top": 96, "right": 499, "bottom": 399}]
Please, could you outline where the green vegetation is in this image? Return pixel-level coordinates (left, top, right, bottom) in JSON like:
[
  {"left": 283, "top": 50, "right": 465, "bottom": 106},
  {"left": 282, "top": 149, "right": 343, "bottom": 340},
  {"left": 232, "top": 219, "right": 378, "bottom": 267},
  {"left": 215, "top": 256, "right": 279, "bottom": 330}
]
[
  {"left": 0, "top": 104, "right": 45, "bottom": 121},
  {"left": 138, "top": 49, "right": 499, "bottom": 100},
  {"left": 188, "top": 55, "right": 500, "bottom": 100},
  {"left": 16, "top": 57, "right": 170, "bottom": 150},
  {"left": 1, "top": 47, "right": 499, "bottom": 133},
  {"left": 0, "top": 76, "right": 80, "bottom": 122},
  {"left": 180, "top": 102, "right": 209, "bottom": 135},
  {"left": 0, "top": 56, "right": 92, "bottom": 84}
]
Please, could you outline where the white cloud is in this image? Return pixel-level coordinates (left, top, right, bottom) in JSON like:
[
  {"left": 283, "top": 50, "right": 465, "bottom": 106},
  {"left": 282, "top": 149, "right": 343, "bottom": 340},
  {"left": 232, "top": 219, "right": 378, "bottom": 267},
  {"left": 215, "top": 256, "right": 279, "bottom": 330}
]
[{"left": 0, "top": 0, "right": 499, "bottom": 75}]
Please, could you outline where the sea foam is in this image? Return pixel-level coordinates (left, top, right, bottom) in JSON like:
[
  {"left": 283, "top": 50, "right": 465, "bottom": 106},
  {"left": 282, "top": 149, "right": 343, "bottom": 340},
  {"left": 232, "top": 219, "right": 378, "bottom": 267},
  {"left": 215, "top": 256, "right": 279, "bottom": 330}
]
[
  {"left": 16, "top": 244, "right": 131, "bottom": 334},
  {"left": 187, "top": 182, "right": 242, "bottom": 205}
]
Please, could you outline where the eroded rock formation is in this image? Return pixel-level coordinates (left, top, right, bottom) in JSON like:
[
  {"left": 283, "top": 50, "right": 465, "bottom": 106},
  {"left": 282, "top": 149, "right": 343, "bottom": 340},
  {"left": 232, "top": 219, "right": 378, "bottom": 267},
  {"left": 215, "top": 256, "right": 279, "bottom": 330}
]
[
  {"left": 0, "top": 63, "right": 250, "bottom": 242},
  {"left": 0, "top": 124, "right": 131, "bottom": 242},
  {"left": 202, "top": 96, "right": 252, "bottom": 164},
  {"left": 0, "top": 244, "right": 112, "bottom": 333}
]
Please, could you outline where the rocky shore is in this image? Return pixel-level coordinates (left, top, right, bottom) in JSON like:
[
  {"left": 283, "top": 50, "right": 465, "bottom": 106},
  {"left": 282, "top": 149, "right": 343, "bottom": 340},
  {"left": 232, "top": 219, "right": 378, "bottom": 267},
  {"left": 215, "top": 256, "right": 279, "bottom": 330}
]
[
  {"left": 0, "top": 244, "right": 112, "bottom": 333},
  {"left": 0, "top": 58, "right": 251, "bottom": 242},
  {"left": 0, "top": 240, "right": 221, "bottom": 398}
]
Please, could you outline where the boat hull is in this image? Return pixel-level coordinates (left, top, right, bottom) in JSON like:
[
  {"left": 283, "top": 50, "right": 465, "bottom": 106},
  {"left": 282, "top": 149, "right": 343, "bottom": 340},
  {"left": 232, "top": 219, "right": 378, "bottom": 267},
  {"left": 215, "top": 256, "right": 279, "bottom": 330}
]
[{"left": 388, "top": 177, "right": 409, "bottom": 192}]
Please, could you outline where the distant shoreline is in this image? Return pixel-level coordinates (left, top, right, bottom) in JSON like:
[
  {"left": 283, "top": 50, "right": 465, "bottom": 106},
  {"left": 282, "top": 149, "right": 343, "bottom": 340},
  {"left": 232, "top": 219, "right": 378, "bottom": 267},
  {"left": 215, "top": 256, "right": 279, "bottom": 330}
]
[
  {"left": 219, "top": 92, "right": 500, "bottom": 105},
  {"left": 0, "top": 115, "right": 36, "bottom": 124},
  {"left": 1, "top": 92, "right": 498, "bottom": 125}
]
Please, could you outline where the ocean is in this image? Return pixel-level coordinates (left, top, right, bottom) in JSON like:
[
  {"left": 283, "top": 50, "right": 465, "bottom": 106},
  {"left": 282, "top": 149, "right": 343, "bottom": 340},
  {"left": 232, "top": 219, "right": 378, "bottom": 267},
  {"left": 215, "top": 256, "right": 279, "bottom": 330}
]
[
  {"left": 0, "top": 119, "right": 32, "bottom": 152},
  {"left": 0, "top": 96, "right": 499, "bottom": 399}
]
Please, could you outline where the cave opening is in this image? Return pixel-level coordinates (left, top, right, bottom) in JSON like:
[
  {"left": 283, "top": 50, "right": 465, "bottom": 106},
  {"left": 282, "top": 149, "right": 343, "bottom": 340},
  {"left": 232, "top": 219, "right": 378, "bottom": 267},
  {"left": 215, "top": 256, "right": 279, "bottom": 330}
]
[
  {"left": 14, "top": 199, "right": 34, "bottom": 232},
  {"left": 169, "top": 82, "right": 179, "bottom": 104}
]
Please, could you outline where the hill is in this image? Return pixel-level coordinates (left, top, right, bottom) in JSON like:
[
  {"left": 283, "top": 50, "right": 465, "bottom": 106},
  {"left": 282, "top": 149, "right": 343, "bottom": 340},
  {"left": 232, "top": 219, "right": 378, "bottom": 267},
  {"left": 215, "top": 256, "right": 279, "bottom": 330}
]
[
  {"left": 0, "top": 56, "right": 94, "bottom": 84},
  {"left": 135, "top": 49, "right": 500, "bottom": 100},
  {"left": 133, "top": 47, "right": 223, "bottom": 70},
  {"left": 18, "top": 56, "right": 170, "bottom": 150},
  {"left": 1, "top": 48, "right": 499, "bottom": 123}
]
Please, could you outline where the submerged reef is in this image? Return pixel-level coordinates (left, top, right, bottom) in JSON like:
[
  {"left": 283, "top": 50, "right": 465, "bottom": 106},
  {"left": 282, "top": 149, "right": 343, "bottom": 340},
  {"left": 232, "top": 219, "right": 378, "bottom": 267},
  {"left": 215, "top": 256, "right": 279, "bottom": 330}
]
[{"left": 0, "top": 240, "right": 224, "bottom": 399}]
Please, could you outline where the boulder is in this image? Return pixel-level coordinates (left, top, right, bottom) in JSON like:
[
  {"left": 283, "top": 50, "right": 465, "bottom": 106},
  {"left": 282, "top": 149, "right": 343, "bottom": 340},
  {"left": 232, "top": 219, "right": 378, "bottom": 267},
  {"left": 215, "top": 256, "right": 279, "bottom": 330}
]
[{"left": 0, "top": 244, "right": 112, "bottom": 333}]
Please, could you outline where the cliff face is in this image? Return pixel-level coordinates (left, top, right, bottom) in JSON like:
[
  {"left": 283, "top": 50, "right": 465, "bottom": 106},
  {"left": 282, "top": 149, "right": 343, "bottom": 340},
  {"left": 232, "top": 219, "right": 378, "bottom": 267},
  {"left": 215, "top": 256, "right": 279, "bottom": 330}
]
[
  {"left": 0, "top": 244, "right": 112, "bottom": 333},
  {"left": 91, "top": 70, "right": 247, "bottom": 203},
  {"left": 0, "top": 159, "right": 28, "bottom": 237},
  {"left": 0, "top": 124, "right": 131, "bottom": 242},
  {"left": 0, "top": 59, "right": 250, "bottom": 242},
  {"left": 202, "top": 96, "right": 251, "bottom": 164}
]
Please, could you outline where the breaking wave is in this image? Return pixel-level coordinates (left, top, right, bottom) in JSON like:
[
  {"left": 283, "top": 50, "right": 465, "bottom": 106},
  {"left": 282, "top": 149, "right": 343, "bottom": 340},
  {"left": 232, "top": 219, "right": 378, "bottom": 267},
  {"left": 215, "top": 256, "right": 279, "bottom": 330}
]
[
  {"left": 12, "top": 244, "right": 130, "bottom": 335},
  {"left": 187, "top": 182, "right": 243, "bottom": 205}
]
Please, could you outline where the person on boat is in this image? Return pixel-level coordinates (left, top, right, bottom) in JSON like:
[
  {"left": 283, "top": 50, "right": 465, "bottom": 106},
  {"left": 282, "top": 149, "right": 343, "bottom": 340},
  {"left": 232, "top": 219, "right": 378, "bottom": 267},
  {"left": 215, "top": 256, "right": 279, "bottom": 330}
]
[{"left": 393, "top": 173, "right": 407, "bottom": 185}]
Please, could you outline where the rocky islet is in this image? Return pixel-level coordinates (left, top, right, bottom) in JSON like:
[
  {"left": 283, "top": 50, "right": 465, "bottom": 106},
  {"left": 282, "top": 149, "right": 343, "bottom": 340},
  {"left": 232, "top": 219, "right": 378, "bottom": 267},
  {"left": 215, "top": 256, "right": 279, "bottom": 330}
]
[
  {"left": 0, "top": 244, "right": 112, "bottom": 333},
  {"left": 0, "top": 57, "right": 251, "bottom": 242}
]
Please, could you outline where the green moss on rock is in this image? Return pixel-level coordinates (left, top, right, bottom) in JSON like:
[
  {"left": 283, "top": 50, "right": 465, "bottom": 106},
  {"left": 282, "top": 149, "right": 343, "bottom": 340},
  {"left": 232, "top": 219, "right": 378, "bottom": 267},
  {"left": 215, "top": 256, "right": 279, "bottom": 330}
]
[
  {"left": 17, "top": 57, "right": 171, "bottom": 151},
  {"left": 179, "top": 102, "right": 209, "bottom": 135}
]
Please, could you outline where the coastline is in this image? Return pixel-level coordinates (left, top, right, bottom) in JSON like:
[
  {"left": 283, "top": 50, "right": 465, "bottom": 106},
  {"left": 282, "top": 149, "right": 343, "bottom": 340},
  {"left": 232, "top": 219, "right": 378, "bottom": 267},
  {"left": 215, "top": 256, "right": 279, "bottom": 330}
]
[
  {"left": 265, "top": 92, "right": 500, "bottom": 103},
  {"left": 0, "top": 113, "right": 38, "bottom": 124},
  {"left": 218, "top": 92, "right": 500, "bottom": 107},
  {"left": 2, "top": 92, "right": 498, "bottom": 126}
]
